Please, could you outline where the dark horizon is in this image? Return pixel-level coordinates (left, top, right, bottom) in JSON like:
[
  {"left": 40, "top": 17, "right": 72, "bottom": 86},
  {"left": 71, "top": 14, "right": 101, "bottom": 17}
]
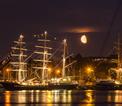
[{"left": 0, "top": 0, "right": 122, "bottom": 59}]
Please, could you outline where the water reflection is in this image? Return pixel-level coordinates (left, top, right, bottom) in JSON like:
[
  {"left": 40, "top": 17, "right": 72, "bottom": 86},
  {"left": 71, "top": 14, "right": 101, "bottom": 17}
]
[
  {"left": 114, "top": 90, "right": 122, "bottom": 103},
  {"left": 0, "top": 90, "right": 122, "bottom": 105},
  {"left": 82, "top": 90, "right": 94, "bottom": 106},
  {"left": 51, "top": 90, "right": 72, "bottom": 103},
  {"left": 5, "top": 91, "right": 11, "bottom": 106},
  {"left": 17, "top": 90, "right": 26, "bottom": 103}
]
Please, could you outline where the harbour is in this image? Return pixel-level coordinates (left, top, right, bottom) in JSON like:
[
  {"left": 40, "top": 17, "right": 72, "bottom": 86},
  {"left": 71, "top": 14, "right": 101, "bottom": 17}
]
[
  {"left": 0, "top": 0, "right": 122, "bottom": 105},
  {"left": 0, "top": 33, "right": 122, "bottom": 91},
  {"left": 0, "top": 32, "right": 79, "bottom": 90}
]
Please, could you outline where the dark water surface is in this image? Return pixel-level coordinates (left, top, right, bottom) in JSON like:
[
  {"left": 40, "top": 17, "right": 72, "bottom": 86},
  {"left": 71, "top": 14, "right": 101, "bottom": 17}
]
[{"left": 0, "top": 90, "right": 122, "bottom": 106}]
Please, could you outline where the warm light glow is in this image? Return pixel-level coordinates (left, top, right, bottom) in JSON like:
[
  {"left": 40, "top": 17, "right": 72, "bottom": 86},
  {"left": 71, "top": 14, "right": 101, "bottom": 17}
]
[
  {"left": 6, "top": 68, "right": 10, "bottom": 72},
  {"left": 117, "top": 68, "right": 122, "bottom": 72},
  {"left": 84, "top": 90, "right": 94, "bottom": 105},
  {"left": 56, "top": 69, "right": 60, "bottom": 75},
  {"left": 44, "top": 51, "right": 47, "bottom": 54},
  {"left": 63, "top": 39, "right": 67, "bottom": 43},
  {"left": 17, "top": 91, "right": 26, "bottom": 103},
  {"left": 47, "top": 91, "right": 53, "bottom": 104},
  {"left": 20, "top": 34, "right": 24, "bottom": 39},
  {"left": 86, "top": 66, "right": 94, "bottom": 73},
  {"left": 62, "top": 78, "right": 67, "bottom": 82},
  {"left": 5, "top": 91, "right": 11, "bottom": 106},
  {"left": 63, "top": 58, "right": 66, "bottom": 62},
  {"left": 115, "top": 80, "right": 120, "bottom": 84},
  {"left": 43, "top": 66, "right": 46, "bottom": 70},
  {"left": 81, "top": 35, "right": 87, "bottom": 44},
  {"left": 48, "top": 68, "right": 52, "bottom": 73},
  {"left": 44, "top": 31, "right": 47, "bottom": 36}
]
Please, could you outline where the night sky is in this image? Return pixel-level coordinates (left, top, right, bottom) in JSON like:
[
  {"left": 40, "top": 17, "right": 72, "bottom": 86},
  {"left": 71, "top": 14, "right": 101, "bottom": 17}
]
[{"left": 0, "top": 0, "right": 122, "bottom": 59}]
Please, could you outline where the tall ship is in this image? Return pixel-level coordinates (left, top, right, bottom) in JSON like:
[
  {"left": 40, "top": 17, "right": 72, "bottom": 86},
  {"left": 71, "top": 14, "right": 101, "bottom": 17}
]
[
  {"left": 0, "top": 33, "right": 49, "bottom": 90},
  {"left": 0, "top": 32, "right": 78, "bottom": 90},
  {"left": 93, "top": 35, "right": 122, "bottom": 90}
]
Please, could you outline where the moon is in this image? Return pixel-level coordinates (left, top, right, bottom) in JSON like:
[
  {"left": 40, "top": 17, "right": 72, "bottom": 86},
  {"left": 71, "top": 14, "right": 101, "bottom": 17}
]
[{"left": 81, "top": 35, "right": 87, "bottom": 44}]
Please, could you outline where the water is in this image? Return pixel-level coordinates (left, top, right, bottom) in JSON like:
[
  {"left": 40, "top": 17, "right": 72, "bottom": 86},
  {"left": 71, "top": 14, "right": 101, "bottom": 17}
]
[{"left": 0, "top": 90, "right": 122, "bottom": 106}]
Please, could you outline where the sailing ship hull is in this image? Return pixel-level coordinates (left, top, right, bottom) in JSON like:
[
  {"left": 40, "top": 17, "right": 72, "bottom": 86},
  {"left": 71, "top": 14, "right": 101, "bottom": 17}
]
[
  {"left": 0, "top": 81, "right": 49, "bottom": 90},
  {"left": 77, "top": 80, "right": 122, "bottom": 90},
  {"left": 93, "top": 80, "right": 117, "bottom": 90},
  {"left": 48, "top": 83, "right": 78, "bottom": 90},
  {"left": 0, "top": 81, "right": 78, "bottom": 90}
]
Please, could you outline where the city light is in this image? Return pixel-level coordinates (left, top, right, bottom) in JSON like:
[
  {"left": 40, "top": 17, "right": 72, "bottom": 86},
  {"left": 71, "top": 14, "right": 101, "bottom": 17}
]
[
  {"left": 6, "top": 68, "right": 11, "bottom": 72},
  {"left": 56, "top": 69, "right": 60, "bottom": 75},
  {"left": 48, "top": 67, "right": 52, "bottom": 73},
  {"left": 86, "top": 66, "right": 94, "bottom": 74}
]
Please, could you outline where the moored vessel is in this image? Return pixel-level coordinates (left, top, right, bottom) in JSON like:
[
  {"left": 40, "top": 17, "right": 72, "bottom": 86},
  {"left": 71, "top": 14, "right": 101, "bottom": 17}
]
[
  {"left": 47, "top": 39, "right": 78, "bottom": 89},
  {"left": 0, "top": 33, "right": 78, "bottom": 90},
  {"left": 0, "top": 33, "right": 50, "bottom": 90}
]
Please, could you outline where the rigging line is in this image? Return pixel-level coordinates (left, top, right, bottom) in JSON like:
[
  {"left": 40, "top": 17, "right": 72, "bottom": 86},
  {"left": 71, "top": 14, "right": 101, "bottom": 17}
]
[
  {"left": 48, "top": 44, "right": 62, "bottom": 60},
  {"left": 100, "top": 0, "right": 122, "bottom": 56},
  {"left": 53, "top": 59, "right": 62, "bottom": 69}
]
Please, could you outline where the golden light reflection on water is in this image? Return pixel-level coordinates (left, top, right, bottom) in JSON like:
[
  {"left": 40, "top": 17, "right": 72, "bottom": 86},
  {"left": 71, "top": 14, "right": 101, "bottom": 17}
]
[
  {"left": 80, "top": 90, "right": 94, "bottom": 106},
  {"left": 60, "top": 90, "right": 71, "bottom": 103},
  {"left": 5, "top": 91, "right": 11, "bottom": 106},
  {"left": 107, "top": 91, "right": 114, "bottom": 102},
  {"left": 62, "top": 90, "right": 72, "bottom": 103},
  {"left": 3, "top": 90, "right": 73, "bottom": 105},
  {"left": 3, "top": 90, "right": 94, "bottom": 105},
  {"left": 43, "top": 90, "right": 72, "bottom": 104},
  {"left": 46, "top": 91, "right": 53, "bottom": 106},
  {"left": 52, "top": 90, "right": 60, "bottom": 102},
  {"left": 35, "top": 90, "right": 40, "bottom": 102},
  {"left": 3, "top": 90, "right": 122, "bottom": 105},
  {"left": 30, "top": 90, "right": 34, "bottom": 102},
  {"left": 114, "top": 90, "right": 122, "bottom": 103},
  {"left": 27, "top": 90, "right": 40, "bottom": 103},
  {"left": 107, "top": 90, "right": 122, "bottom": 103},
  {"left": 17, "top": 90, "right": 26, "bottom": 103}
]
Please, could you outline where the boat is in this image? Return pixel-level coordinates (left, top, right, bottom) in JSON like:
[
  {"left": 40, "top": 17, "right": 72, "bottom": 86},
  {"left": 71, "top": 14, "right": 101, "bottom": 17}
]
[
  {"left": 95, "top": 36, "right": 122, "bottom": 90},
  {"left": 0, "top": 33, "right": 78, "bottom": 90},
  {"left": 0, "top": 33, "right": 50, "bottom": 90},
  {"left": 92, "top": 36, "right": 122, "bottom": 90},
  {"left": 47, "top": 39, "right": 78, "bottom": 89},
  {"left": 94, "top": 79, "right": 117, "bottom": 90}
]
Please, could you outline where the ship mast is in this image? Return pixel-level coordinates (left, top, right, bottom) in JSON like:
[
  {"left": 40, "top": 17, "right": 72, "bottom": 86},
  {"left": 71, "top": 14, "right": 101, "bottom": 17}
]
[
  {"left": 62, "top": 39, "right": 76, "bottom": 79},
  {"left": 33, "top": 31, "right": 52, "bottom": 81},
  {"left": 62, "top": 39, "right": 67, "bottom": 78},
  {"left": 10, "top": 35, "right": 27, "bottom": 82}
]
